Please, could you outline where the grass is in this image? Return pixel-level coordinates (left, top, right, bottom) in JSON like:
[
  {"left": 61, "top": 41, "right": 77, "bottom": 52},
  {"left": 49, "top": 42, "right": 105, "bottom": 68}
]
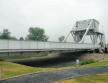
[
  {"left": 57, "top": 73, "right": 108, "bottom": 83},
  {"left": 0, "top": 61, "right": 56, "bottom": 79},
  {"left": 0, "top": 61, "right": 76, "bottom": 79},
  {"left": 82, "top": 59, "right": 108, "bottom": 67},
  {"left": 56, "top": 59, "right": 108, "bottom": 83},
  {"left": 0, "top": 55, "right": 108, "bottom": 80},
  {"left": 80, "top": 59, "right": 97, "bottom": 65},
  {"left": 0, "top": 53, "right": 48, "bottom": 60}
]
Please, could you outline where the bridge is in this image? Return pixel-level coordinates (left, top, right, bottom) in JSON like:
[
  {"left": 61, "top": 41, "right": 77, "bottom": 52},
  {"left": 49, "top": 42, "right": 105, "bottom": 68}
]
[{"left": 0, "top": 19, "right": 105, "bottom": 53}]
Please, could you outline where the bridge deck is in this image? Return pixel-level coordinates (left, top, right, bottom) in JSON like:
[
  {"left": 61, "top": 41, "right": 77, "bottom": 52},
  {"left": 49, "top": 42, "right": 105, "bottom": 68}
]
[{"left": 0, "top": 40, "right": 100, "bottom": 52}]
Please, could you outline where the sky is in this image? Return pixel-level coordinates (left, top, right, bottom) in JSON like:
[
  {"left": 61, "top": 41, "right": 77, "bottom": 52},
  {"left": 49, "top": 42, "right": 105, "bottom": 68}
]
[{"left": 0, "top": 0, "right": 108, "bottom": 42}]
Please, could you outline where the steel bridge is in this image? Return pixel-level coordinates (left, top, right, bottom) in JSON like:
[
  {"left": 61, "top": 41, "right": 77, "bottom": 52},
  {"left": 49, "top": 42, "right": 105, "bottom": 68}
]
[{"left": 0, "top": 19, "right": 105, "bottom": 53}]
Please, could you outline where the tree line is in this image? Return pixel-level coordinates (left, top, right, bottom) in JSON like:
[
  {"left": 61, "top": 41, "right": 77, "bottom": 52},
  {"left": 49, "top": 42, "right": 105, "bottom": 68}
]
[{"left": 0, "top": 27, "right": 65, "bottom": 42}]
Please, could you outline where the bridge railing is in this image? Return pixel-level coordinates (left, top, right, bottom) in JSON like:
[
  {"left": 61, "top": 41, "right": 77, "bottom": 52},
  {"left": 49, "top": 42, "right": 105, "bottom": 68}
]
[{"left": 0, "top": 40, "right": 100, "bottom": 51}]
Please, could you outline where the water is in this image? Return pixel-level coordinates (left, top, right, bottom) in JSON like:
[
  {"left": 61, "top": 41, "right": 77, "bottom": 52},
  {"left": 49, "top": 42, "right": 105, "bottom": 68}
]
[
  {"left": 40, "top": 60, "right": 76, "bottom": 68},
  {"left": 11, "top": 52, "right": 84, "bottom": 68}
]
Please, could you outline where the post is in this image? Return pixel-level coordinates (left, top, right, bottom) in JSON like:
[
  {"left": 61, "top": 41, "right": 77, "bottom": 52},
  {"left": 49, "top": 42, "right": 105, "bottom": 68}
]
[{"left": 76, "top": 59, "right": 80, "bottom": 67}]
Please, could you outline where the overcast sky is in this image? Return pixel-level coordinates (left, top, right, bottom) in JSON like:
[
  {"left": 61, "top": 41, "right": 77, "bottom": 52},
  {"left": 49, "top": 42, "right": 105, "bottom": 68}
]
[{"left": 0, "top": 0, "right": 108, "bottom": 42}]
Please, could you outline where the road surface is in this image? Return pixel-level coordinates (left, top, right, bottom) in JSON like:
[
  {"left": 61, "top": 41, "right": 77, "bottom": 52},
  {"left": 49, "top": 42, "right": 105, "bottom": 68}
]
[{"left": 1, "top": 66, "right": 108, "bottom": 83}]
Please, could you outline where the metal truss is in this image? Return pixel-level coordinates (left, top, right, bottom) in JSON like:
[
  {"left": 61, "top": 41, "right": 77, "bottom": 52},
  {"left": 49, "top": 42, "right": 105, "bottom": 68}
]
[{"left": 70, "top": 19, "right": 105, "bottom": 46}]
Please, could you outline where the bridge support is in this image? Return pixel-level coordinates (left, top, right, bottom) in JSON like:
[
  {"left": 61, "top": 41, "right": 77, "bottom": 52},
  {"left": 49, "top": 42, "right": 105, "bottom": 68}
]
[{"left": 71, "top": 19, "right": 105, "bottom": 45}]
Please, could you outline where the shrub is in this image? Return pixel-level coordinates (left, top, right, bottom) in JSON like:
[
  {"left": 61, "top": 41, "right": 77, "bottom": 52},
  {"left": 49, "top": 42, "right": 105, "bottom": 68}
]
[{"left": 81, "top": 59, "right": 97, "bottom": 65}]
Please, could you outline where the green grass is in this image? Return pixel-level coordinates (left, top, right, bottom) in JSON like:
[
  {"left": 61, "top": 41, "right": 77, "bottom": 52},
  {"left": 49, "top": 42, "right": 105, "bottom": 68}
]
[
  {"left": 83, "top": 59, "right": 108, "bottom": 67},
  {"left": 0, "top": 61, "right": 76, "bottom": 79},
  {"left": 0, "top": 53, "right": 48, "bottom": 60},
  {"left": 57, "top": 73, "right": 108, "bottom": 83},
  {"left": 57, "top": 59, "right": 108, "bottom": 83},
  {"left": 0, "top": 61, "right": 54, "bottom": 79},
  {"left": 80, "top": 59, "right": 97, "bottom": 65},
  {"left": 1, "top": 55, "right": 108, "bottom": 80},
  {"left": 76, "top": 73, "right": 108, "bottom": 83},
  {"left": 1, "top": 59, "right": 108, "bottom": 79}
]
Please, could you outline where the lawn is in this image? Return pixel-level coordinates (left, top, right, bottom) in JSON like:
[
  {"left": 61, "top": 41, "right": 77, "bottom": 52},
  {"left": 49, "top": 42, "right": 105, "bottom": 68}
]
[
  {"left": 56, "top": 59, "right": 108, "bottom": 83},
  {"left": 0, "top": 61, "right": 55, "bottom": 79},
  {"left": 0, "top": 61, "right": 76, "bottom": 79},
  {"left": 57, "top": 73, "right": 108, "bottom": 83},
  {"left": 82, "top": 59, "right": 108, "bottom": 67},
  {"left": 0, "top": 53, "right": 48, "bottom": 60},
  {"left": 0, "top": 57, "right": 108, "bottom": 80}
]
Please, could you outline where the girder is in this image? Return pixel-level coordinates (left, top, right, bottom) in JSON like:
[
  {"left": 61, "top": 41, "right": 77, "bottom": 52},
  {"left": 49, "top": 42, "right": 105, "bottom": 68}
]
[{"left": 0, "top": 40, "right": 100, "bottom": 52}]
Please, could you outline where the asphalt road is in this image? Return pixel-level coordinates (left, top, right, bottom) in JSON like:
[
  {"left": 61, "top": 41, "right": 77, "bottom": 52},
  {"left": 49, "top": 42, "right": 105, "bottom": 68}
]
[{"left": 1, "top": 66, "right": 108, "bottom": 83}]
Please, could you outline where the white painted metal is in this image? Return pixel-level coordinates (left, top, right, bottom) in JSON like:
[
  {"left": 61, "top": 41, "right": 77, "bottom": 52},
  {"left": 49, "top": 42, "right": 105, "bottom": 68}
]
[
  {"left": 72, "top": 19, "right": 99, "bottom": 32},
  {"left": 0, "top": 19, "right": 104, "bottom": 52},
  {"left": 79, "top": 19, "right": 93, "bottom": 43},
  {"left": 0, "top": 40, "right": 100, "bottom": 51},
  {"left": 71, "top": 19, "right": 104, "bottom": 45}
]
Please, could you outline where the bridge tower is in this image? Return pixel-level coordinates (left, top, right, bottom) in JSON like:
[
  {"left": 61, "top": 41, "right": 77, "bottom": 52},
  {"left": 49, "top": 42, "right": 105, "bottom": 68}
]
[{"left": 70, "top": 19, "right": 105, "bottom": 46}]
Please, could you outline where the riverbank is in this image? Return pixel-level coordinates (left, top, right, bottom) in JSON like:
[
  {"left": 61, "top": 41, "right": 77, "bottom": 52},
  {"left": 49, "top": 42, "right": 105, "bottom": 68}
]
[
  {"left": 0, "top": 52, "right": 48, "bottom": 60},
  {"left": 0, "top": 53, "right": 108, "bottom": 79},
  {"left": 1, "top": 65, "right": 108, "bottom": 83},
  {"left": 7, "top": 53, "right": 108, "bottom": 68},
  {"left": 1, "top": 57, "right": 108, "bottom": 79}
]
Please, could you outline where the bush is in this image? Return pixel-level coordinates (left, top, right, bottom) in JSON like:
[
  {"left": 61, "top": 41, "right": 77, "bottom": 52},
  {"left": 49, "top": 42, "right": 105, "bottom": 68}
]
[{"left": 81, "top": 59, "right": 97, "bottom": 65}]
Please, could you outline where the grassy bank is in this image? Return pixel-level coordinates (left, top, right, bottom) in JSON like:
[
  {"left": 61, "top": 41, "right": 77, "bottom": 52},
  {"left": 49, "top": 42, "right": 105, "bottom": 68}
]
[
  {"left": 82, "top": 58, "right": 108, "bottom": 67},
  {"left": 0, "top": 61, "right": 76, "bottom": 79},
  {"left": 0, "top": 54, "right": 108, "bottom": 79},
  {"left": 0, "top": 58, "right": 108, "bottom": 79},
  {"left": 0, "top": 61, "right": 53, "bottom": 79},
  {"left": 57, "top": 73, "right": 108, "bottom": 83},
  {"left": 56, "top": 59, "right": 108, "bottom": 83},
  {"left": 0, "top": 53, "right": 48, "bottom": 60}
]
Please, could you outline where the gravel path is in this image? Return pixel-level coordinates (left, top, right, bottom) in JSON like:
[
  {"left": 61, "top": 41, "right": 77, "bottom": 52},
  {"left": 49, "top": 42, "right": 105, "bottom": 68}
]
[{"left": 1, "top": 66, "right": 108, "bottom": 83}]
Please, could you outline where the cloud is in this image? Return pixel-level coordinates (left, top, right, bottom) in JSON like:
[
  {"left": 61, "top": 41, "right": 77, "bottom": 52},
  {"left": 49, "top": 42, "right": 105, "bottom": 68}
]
[{"left": 0, "top": 0, "right": 108, "bottom": 42}]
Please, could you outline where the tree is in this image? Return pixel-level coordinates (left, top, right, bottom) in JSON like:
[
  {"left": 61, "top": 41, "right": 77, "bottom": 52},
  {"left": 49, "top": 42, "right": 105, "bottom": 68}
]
[
  {"left": 0, "top": 29, "right": 17, "bottom": 40},
  {"left": 58, "top": 36, "right": 65, "bottom": 42},
  {"left": 19, "top": 37, "right": 24, "bottom": 40},
  {"left": 10, "top": 37, "right": 17, "bottom": 40},
  {"left": 26, "top": 27, "right": 48, "bottom": 41},
  {"left": 0, "top": 29, "right": 10, "bottom": 39}
]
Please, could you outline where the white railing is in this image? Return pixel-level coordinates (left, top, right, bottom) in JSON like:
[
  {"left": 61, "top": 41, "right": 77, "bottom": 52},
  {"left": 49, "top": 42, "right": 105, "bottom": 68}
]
[{"left": 0, "top": 40, "right": 100, "bottom": 51}]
